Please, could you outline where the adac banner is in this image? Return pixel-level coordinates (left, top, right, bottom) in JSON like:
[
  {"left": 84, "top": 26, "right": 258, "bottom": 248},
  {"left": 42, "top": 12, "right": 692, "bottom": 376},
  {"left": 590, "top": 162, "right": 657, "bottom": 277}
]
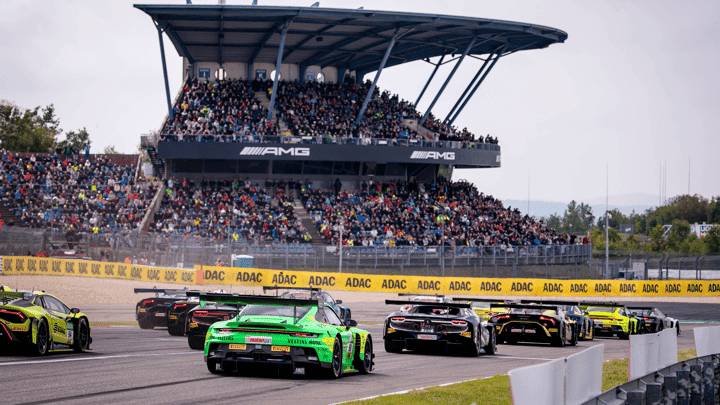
[
  {"left": 194, "top": 265, "right": 720, "bottom": 297},
  {"left": 2, "top": 256, "right": 196, "bottom": 285}
]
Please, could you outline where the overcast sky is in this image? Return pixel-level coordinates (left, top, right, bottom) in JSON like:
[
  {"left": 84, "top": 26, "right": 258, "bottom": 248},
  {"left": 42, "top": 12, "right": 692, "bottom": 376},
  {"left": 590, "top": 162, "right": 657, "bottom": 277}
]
[{"left": 1, "top": 0, "right": 718, "bottom": 206}]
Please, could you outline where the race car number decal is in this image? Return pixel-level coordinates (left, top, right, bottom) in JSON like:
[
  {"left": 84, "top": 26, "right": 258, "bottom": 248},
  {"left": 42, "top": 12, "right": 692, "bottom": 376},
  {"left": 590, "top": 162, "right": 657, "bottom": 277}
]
[
  {"left": 271, "top": 346, "right": 290, "bottom": 352},
  {"left": 245, "top": 336, "right": 272, "bottom": 344},
  {"left": 229, "top": 344, "right": 246, "bottom": 350}
]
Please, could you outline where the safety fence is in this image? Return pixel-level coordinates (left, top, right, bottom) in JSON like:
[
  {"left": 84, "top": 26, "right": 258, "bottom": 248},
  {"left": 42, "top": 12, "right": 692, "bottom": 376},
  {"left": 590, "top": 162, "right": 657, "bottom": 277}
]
[{"left": 3, "top": 256, "right": 720, "bottom": 297}]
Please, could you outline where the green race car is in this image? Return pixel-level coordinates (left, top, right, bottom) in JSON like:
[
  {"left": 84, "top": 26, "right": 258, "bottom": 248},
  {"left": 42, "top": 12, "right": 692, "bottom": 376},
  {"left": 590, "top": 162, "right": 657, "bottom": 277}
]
[
  {"left": 0, "top": 289, "right": 92, "bottom": 355},
  {"left": 582, "top": 302, "right": 644, "bottom": 340},
  {"left": 199, "top": 292, "right": 374, "bottom": 378}
]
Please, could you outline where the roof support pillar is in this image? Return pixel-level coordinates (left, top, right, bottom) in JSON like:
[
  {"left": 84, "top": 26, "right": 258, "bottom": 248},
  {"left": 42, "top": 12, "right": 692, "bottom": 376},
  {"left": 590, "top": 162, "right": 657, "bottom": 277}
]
[
  {"left": 339, "top": 67, "right": 348, "bottom": 84},
  {"left": 444, "top": 55, "right": 491, "bottom": 123},
  {"left": 155, "top": 23, "right": 174, "bottom": 121},
  {"left": 447, "top": 46, "right": 505, "bottom": 127},
  {"left": 414, "top": 54, "right": 445, "bottom": 108},
  {"left": 267, "top": 22, "right": 290, "bottom": 121},
  {"left": 299, "top": 65, "right": 308, "bottom": 84},
  {"left": 419, "top": 36, "right": 478, "bottom": 126},
  {"left": 247, "top": 62, "right": 253, "bottom": 80},
  {"left": 355, "top": 28, "right": 400, "bottom": 125}
]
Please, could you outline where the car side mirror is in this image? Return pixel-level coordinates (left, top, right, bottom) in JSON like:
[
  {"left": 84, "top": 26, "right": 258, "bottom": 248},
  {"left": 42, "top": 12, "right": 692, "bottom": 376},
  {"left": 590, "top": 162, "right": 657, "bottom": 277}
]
[
  {"left": 346, "top": 319, "right": 358, "bottom": 328},
  {"left": 70, "top": 308, "right": 80, "bottom": 314},
  {"left": 335, "top": 300, "right": 342, "bottom": 304}
]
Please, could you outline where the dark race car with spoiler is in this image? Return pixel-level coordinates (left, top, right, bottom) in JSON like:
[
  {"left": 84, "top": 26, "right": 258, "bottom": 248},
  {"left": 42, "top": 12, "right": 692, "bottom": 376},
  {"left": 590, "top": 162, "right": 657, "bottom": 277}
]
[
  {"left": 166, "top": 296, "right": 201, "bottom": 336},
  {"left": 383, "top": 300, "right": 496, "bottom": 356},
  {"left": 521, "top": 299, "right": 595, "bottom": 341},
  {"left": 263, "top": 286, "right": 352, "bottom": 323},
  {"left": 186, "top": 291, "right": 242, "bottom": 350},
  {"left": 134, "top": 288, "right": 197, "bottom": 330},
  {"left": 628, "top": 306, "right": 680, "bottom": 335},
  {"left": 491, "top": 303, "right": 578, "bottom": 346},
  {"left": 200, "top": 292, "right": 374, "bottom": 378}
]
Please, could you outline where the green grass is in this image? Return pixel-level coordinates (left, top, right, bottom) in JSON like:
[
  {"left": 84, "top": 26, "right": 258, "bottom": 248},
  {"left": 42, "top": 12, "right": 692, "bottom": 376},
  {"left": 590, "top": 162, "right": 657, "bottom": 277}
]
[{"left": 344, "top": 349, "right": 698, "bottom": 405}]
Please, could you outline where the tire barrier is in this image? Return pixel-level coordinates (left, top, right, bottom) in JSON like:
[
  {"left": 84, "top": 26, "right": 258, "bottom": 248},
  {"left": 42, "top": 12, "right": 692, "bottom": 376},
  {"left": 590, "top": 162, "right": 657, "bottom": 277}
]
[
  {"left": 3, "top": 256, "right": 720, "bottom": 297},
  {"left": 580, "top": 354, "right": 720, "bottom": 405}
]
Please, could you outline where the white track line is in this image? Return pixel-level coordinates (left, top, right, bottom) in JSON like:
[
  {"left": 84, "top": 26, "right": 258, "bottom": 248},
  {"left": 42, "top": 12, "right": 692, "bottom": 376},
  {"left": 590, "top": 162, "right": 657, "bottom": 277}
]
[
  {"left": 331, "top": 376, "right": 496, "bottom": 404},
  {"left": 0, "top": 351, "right": 199, "bottom": 366}
]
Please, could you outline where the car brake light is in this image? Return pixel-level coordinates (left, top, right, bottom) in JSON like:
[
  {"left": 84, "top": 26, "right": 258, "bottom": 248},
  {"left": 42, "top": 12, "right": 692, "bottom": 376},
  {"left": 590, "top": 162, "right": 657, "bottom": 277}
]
[
  {"left": 290, "top": 332, "right": 319, "bottom": 338},
  {"left": 497, "top": 315, "right": 510, "bottom": 320},
  {"left": 144, "top": 300, "right": 155, "bottom": 305},
  {"left": 539, "top": 316, "right": 556, "bottom": 324},
  {"left": 174, "top": 304, "right": 187, "bottom": 308},
  {"left": 451, "top": 320, "right": 467, "bottom": 325},
  {"left": 195, "top": 311, "right": 208, "bottom": 317},
  {"left": 643, "top": 317, "right": 648, "bottom": 320},
  {"left": 391, "top": 317, "right": 405, "bottom": 322},
  {"left": 0, "top": 309, "right": 26, "bottom": 321}
]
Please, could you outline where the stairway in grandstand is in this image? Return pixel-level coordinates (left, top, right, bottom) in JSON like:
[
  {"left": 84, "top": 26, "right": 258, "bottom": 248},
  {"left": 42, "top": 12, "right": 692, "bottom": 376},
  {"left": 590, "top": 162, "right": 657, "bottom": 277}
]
[
  {"left": 256, "top": 91, "right": 289, "bottom": 134},
  {"left": 0, "top": 201, "right": 24, "bottom": 227},
  {"left": 403, "top": 118, "right": 438, "bottom": 140},
  {"left": 293, "top": 201, "right": 323, "bottom": 245}
]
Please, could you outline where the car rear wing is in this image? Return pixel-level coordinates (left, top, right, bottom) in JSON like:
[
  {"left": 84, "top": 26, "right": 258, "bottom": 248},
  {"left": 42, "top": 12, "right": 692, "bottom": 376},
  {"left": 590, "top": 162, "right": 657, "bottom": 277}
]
[
  {"left": 579, "top": 302, "right": 623, "bottom": 308},
  {"left": 133, "top": 288, "right": 195, "bottom": 296},
  {"left": 453, "top": 297, "right": 513, "bottom": 303},
  {"left": 490, "top": 303, "right": 563, "bottom": 311},
  {"left": 520, "top": 299, "right": 581, "bottom": 306},
  {"left": 262, "top": 286, "right": 321, "bottom": 296},
  {"left": 627, "top": 306, "right": 654, "bottom": 311},
  {"left": 385, "top": 300, "right": 471, "bottom": 309},
  {"left": 187, "top": 292, "right": 320, "bottom": 307}
]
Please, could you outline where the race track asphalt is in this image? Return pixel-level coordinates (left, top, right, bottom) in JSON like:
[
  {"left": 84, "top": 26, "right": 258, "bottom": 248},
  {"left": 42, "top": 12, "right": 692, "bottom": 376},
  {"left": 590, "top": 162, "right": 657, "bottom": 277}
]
[{"left": 0, "top": 301, "right": 716, "bottom": 405}]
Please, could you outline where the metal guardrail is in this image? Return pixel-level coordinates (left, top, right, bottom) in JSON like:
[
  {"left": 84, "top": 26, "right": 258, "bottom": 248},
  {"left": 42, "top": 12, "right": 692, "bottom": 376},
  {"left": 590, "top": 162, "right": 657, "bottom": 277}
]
[
  {"left": 148, "top": 133, "right": 500, "bottom": 151},
  {"left": 581, "top": 353, "right": 720, "bottom": 405}
]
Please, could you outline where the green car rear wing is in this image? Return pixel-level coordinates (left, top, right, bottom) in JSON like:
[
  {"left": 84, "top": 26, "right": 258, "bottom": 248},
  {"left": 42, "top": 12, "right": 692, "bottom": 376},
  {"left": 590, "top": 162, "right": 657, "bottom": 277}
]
[
  {"left": 188, "top": 292, "right": 322, "bottom": 324},
  {"left": 262, "top": 286, "right": 321, "bottom": 296},
  {"left": 0, "top": 290, "right": 29, "bottom": 304}
]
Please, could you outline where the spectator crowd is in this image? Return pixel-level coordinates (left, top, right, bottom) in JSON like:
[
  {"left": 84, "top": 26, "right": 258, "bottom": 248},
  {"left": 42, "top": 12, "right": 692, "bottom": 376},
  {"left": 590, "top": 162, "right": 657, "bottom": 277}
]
[
  {"left": 0, "top": 151, "right": 156, "bottom": 234},
  {"left": 302, "top": 179, "right": 568, "bottom": 249},
  {"left": 150, "top": 177, "right": 313, "bottom": 245},
  {"left": 158, "top": 77, "right": 498, "bottom": 147}
]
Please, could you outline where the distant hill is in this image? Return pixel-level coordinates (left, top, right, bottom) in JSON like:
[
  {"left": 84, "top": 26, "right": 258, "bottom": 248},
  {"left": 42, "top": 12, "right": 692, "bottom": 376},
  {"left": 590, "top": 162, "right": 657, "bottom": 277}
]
[{"left": 503, "top": 193, "right": 659, "bottom": 219}]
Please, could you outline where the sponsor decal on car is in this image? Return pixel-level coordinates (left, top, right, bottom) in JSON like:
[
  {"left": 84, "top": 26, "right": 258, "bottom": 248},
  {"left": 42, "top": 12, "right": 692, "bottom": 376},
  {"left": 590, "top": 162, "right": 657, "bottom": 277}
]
[
  {"left": 155, "top": 313, "right": 164, "bottom": 317},
  {"left": 548, "top": 328, "right": 559, "bottom": 332},
  {"left": 190, "top": 322, "right": 198, "bottom": 328},
  {"left": 10, "top": 325, "right": 28, "bottom": 332},
  {"left": 228, "top": 344, "right": 246, "bottom": 351},
  {"left": 169, "top": 315, "right": 177, "bottom": 320},
  {"left": 245, "top": 336, "right": 272, "bottom": 344},
  {"left": 138, "top": 308, "right": 146, "bottom": 312},
  {"left": 271, "top": 346, "right": 290, "bottom": 352},
  {"left": 417, "top": 334, "right": 437, "bottom": 340}
]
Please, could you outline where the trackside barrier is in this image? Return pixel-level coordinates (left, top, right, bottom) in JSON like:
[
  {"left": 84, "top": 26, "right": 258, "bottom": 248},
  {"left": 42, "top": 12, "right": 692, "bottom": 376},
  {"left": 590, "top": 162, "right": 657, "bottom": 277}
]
[
  {"left": 1, "top": 256, "right": 196, "bottom": 285},
  {"left": 509, "top": 344, "right": 604, "bottom": 405},
  {"left": 580, "top": 353, "right": 720, "bottom": 405},
  {"left": 695, "top": 326, "right": 720, "bottom": 357},
  {"left": 3, "top": 256, "right": 720, "bottom": 297},
  {"left": 629, "top": 328, "right": 678, "bottom": 380}
]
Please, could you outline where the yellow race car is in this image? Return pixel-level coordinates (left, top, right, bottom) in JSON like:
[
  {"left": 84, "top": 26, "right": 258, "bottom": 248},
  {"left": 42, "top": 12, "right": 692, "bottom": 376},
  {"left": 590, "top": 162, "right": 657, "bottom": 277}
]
[{"left": 581, "top": 302, "right": 644, "bottom": 340}]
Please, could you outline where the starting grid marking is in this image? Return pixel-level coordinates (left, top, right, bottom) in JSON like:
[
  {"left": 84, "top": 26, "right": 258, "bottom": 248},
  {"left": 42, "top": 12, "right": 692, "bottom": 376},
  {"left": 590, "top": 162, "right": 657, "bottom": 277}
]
[{"left": 0, "top": 351, "right": 199, "bottom": 366}]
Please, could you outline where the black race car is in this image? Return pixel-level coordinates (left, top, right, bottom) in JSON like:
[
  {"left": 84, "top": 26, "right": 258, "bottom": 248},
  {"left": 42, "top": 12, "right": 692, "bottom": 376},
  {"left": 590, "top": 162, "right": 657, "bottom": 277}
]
[
  {"left": 491, "top": 303, "right": 578, "bottom": 346},
  {"left": 383, "top": 300, "right": 496, "bottom": 356},
  {"left": 134, "top": 288, "right": 196, "bottom": 330},
  {"left": 186, "top": 292, "right": 241, "bottom": 350},
  {"left": 166, "top": 296, "right": 201, "bottom": 336},
  {"left": 521, "top": 300, "right": 595, "bottom": 341},
  {"left": 628, "top": 307, "right": 681, "bottom": 335},
  {"left": 263, "top": 286, "right": 352, "bottom": 323}
]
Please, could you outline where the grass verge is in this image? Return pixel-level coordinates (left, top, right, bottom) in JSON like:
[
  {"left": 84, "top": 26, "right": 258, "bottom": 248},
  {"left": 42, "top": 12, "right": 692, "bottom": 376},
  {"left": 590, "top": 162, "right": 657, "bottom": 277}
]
[{"left": 343, "top": 349, "right": 698, "bottom": 405}]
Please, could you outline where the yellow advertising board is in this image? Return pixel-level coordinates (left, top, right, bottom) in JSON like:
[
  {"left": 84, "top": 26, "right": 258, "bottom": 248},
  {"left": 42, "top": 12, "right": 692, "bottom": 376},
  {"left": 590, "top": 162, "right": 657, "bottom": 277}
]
[{"left": 2, "top": 256, "right": 719, "bottom": 297}]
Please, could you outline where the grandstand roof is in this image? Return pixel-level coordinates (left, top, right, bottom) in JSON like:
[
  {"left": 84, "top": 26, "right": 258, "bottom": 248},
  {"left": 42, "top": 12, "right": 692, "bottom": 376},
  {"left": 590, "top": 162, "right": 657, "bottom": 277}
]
[{"left": 134, "top": 4, "right": 567, "bottom": 72}]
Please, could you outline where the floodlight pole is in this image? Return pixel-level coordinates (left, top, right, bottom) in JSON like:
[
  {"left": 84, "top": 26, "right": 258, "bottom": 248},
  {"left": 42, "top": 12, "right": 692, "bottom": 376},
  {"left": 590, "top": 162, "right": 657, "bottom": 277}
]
[
  {"left": 448, "top": 46, "right": 505, "bottom": 126},
  {"left": 267, "top": 22, "right": 290, "bottom": 121},
  {"left": 355, "top": 28, "right": 400, "bottom": 125},
  {"left": 414, "top": 54, "right": 445, "bottom": 108},
  {"left": 419, "top": 36, "right": 477, "bottom": 127},
  {"left": 155, "top": 23, "right": 174, "bottom": 121}
]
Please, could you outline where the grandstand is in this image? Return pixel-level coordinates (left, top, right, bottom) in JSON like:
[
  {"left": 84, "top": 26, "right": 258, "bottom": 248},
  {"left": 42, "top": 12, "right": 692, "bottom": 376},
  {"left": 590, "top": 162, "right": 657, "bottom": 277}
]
[{"left": 0, "top": 4, "right": 588, "bottom": 271}]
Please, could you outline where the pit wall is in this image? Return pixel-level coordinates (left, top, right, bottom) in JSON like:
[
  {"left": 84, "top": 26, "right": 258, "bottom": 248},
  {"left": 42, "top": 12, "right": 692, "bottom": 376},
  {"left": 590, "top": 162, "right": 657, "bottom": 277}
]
[{"left": 2, "top": 257, "right": 720, "bottom": 297}]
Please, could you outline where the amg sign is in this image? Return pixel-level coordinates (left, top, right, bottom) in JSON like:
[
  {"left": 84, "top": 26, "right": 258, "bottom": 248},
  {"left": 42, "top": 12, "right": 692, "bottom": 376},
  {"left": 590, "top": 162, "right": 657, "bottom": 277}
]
[
  {"left": 240, "top": 147, "right": 310, "bottom": 156},
  {"left": 410, "top": 151, "right": 456, "bottom": 160}
]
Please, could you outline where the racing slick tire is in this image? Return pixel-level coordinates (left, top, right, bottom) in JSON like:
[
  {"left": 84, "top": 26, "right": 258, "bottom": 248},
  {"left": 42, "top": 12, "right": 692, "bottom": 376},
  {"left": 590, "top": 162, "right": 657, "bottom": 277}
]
[
  {"left": 34, "top": 319, "right": 50, "bottom": 356},
  {"left": 552, "top": 325, "right": 566, "bottom": 347},
  {"left": 586, "top": 323, "right": 594, "bottom": 340},
  {"left": 325, "top": 336, "right": 343, "bottom": 379},
  {"left": 619, "top": 332, "right": 630, "bottom": 340},
  {"left": 384, "top": 339, "right": 403, "bottom": 354},
  {"left": 188, "top": 334, "right": 205, "bottom": 350},
  {"left": 466, "top": 328, "right": 482, "bottom": 357},
  {"left": 138, "top": 318, "right": 154, "bottom": 330},
  {"left": 207, "top": 359, "right": 224, "bottom": 374},
  {"left": 168, "top": 324, "right": 185, "bottom": 336},
  {"left": 73, "top": 318, "right": 90, "bottom": 353},
  {"left": 569, "top": 326, "right": 578, "bottom": 346},
  {"left": 483, "top": 326, "right": 497, "bottom": 355},
  {"left": 676, "top": 324, "right": 681, "bottom": 336},
  {"left": 354, "top": 336, "right": 374, "bottom": 374}
]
